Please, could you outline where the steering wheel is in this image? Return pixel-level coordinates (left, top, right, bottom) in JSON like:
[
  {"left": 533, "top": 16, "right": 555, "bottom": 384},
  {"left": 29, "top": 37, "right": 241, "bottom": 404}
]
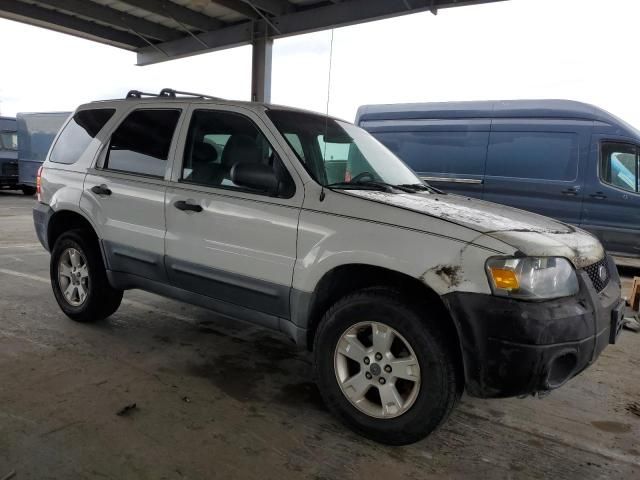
[{"left": 350, "top": 171, "right": 375, "bottom": 183}]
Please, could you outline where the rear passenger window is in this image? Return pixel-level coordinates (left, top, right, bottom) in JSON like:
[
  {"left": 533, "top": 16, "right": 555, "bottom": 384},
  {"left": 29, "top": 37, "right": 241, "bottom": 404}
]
[
  {"left": 50, "top": 109, "right": 114, "bottom": 164},
  {"left": 486, "top": 132, "right": 579, "bottom": 180},
  {"left": 105, "top": 109, "right": 181, "bottom": 177},
  {"left": 372, "top": 131, "right": 488, "bottom": 175},
  {"left": 600, "top": 142, "right": 638, "bottom": 192}
]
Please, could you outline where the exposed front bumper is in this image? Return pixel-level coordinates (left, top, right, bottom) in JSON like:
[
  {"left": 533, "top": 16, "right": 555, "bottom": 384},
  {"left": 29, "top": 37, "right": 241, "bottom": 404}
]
[{"left": 443, "top": 255, "right": 623, "bottom": 398}]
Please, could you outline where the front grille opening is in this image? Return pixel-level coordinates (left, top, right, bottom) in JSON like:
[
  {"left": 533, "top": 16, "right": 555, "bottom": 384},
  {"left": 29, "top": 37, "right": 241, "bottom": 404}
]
[{"left": 583, "top": 258, "right": 610, "bottom": 292}]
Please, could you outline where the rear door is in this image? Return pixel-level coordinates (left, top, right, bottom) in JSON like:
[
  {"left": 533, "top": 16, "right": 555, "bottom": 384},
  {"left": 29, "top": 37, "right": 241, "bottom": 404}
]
[
  {"left": 365, "top": 119, "right": 489, "bottom": 198},
  {"left": 81, "top": 105, "right": 184, "bottom": 282},
  {"left": 164, "top": 105, "right": 303, "bottom": 327},
  {"left": 580, "top": 138, "right": 640, "bottom": 256},
  {"left": 482, "top": 120, "right": 590, "bottom": 224}
]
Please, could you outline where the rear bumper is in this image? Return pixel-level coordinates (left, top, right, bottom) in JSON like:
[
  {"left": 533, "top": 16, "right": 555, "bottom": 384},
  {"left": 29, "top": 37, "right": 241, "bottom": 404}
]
[
  {"left": 443, "top": 255, "right": 623, "bottom": 398},
  {"left": 33, "top": 203, "right": 53, "bottom": 251}
]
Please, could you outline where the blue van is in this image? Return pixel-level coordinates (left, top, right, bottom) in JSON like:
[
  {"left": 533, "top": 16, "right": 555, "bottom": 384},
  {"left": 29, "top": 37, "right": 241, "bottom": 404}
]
[
  {"left": 0, "top": 116, "right": 21, "bottom": 192},
  {"left": 356, "top": 100, "right": 640, "bottom": 259},
  {"left": 17, "top": 112, "right": 70, "bottom": 192}
]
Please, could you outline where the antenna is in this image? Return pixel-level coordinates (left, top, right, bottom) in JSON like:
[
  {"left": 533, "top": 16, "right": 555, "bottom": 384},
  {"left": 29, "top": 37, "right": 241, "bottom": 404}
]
[{"left": 320, "top": 28, "right": 335, "bottom": 202}]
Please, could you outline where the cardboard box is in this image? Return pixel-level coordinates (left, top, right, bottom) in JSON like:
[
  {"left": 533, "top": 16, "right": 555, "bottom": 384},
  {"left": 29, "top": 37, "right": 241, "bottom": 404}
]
[{"left": 630, "top": 277, "right": 640, "bottom": 311}]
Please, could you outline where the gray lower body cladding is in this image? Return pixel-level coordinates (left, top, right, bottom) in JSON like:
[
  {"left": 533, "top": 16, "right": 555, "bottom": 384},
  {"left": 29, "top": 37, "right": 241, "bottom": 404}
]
[{"left": 33, "top": 203, "right": 53, "bottom": 251}]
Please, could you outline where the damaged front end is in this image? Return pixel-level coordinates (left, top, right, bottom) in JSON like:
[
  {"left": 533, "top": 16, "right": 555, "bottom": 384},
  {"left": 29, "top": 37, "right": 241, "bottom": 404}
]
[{"left": 442, "top": 255, "right": 623, "bottom": 398}]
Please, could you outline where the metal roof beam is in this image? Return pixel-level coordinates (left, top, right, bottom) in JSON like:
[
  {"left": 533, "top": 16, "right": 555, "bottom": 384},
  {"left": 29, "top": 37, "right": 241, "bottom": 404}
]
[
  {"left": 211, "top": 0, "right": 260, "bottom": 19},
  {"left": 119, "top": 0, "right": 224, "bottom": 32},
  {"left": 31, "top": 0, "right": 182, "bottom": 41},
  {"left": 137, "top": 21, "right": 253, "bottom": 65},
  {"left": 138, "top": 0, "right": 506, "bottom": 65},
  {"left": 241, "top": 0, "right": 293, "bottom": 16},
  {"left": 271, "top": 0, "right": 506, "bottom": 37},
  {"left": 0, "top": 0, "right": 145, "bottom": 49}
]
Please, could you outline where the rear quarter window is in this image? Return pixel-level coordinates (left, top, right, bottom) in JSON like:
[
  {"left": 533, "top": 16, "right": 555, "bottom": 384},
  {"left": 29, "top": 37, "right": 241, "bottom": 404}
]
[
  {"left": 486, "top": 131, "right": 579, "bottom": 181},
  {"left": 49, "top": 109, "right": 115, "bottom": 165}
]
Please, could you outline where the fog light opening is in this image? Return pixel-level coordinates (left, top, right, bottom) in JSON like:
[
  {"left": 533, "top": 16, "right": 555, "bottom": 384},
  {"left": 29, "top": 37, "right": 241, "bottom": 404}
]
[{"left": 547, "top": 352, "right": 578, "bottom": 389}]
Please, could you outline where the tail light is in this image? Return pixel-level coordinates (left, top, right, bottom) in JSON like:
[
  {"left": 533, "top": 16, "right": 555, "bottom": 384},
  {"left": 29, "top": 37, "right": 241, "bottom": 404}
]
[{"left": 36, "top": 165, "right": 43, "bottom": 202}]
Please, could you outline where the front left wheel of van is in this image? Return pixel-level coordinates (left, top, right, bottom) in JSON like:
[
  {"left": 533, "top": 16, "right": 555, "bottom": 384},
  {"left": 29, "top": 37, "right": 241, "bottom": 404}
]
[
  {"left": 314, "top": 287, "right": 460, "bottom": 445},
  {"left": 50, "top": 229, "right": 123, "bottom": 322}
]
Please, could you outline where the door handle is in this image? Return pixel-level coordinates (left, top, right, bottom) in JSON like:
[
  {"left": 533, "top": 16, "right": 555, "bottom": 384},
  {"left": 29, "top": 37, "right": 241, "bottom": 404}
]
[
  {"left": 561, "top": 188, "right": 579, "bottom": 196},
  {"left": 174, "top": 200, "right": 203, "bottom": 212},
  {"left": 90, "top": 184, "right": 112, "bottom": 196},
  {"left": 589, "top": 192, "right": 607, "bottom": 200}
]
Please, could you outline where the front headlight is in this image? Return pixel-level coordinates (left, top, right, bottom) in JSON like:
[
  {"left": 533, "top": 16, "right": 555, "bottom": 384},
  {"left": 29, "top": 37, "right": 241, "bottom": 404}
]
[{"left": 486, "top": 257, "right": 579, "bottom": 300}]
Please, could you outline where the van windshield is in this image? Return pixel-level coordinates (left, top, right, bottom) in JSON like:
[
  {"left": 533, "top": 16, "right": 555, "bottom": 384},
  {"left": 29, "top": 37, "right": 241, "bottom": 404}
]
[{"left": 267, "top": 109, "right": 428, "bottom": 192}]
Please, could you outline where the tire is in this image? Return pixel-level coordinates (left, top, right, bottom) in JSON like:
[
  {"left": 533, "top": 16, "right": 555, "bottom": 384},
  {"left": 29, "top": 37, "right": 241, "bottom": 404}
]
[
  {"left": 22, "top": 186, "right": 36, "bottom": 196},
  {"left": 50, "top": 229, "right": 123, "bottom": 322},
  {"left": 314, "top": 287, "right": 461, "bottom": 445}
]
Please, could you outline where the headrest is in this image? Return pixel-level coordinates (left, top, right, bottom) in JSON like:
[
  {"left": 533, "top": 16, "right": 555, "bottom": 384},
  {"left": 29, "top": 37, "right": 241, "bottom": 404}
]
[
  {"left": 221, "top": 134, "right": 261, "bottom": 168},
  {"left": 192, "top": 142, "right": 218, "bottom": 164}
]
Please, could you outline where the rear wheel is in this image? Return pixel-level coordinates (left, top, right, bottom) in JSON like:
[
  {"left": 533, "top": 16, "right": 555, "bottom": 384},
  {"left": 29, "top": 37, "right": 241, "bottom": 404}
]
[
  {"left": 22, "top": 186, "right": 36, "bottom": 196},
  {"left": 314, "top": 288, "right": 461, "bottom": 445},
  {"left": 50, "top": 229, "right": 122, "bottom": 322}
]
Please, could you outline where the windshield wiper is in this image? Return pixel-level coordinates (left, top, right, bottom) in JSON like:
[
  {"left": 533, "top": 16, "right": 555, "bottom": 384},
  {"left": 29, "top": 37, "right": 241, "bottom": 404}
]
[
  {"left": 396, "top": 183, "right": 442, "bottom": 194},
  {"left": 326, "top": 180, "right": 418, "bottom": 193},
  {"left": 325, "top": 180, "right": 390, "bottom": 192}
]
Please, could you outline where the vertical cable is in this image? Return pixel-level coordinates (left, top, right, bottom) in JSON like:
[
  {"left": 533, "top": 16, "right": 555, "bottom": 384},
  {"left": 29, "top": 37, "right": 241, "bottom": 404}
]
[{"left": 320, "top": 28, "right": 335, "bottom": 201}]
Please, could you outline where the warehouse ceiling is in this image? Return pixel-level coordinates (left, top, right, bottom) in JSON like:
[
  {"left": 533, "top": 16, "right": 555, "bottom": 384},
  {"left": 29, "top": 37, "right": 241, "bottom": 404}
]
[{"left": 0, "top": 0, "right": 505, "bottom": 65}]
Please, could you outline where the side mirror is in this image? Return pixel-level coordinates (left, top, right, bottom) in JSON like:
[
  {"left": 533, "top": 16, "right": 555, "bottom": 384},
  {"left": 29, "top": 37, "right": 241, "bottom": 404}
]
[{"left": 231, "top": 162, "right": 279, "bottom": 195}]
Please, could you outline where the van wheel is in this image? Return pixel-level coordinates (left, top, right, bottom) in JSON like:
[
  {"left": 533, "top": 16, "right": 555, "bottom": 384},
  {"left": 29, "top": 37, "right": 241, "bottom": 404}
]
[
  {"left": 314, "top": 287, "right": 460, "bottom": 445},
  {"left": 50, "top": 229, "right": 123, "bottom": 322},
  {"left": 22, "top": 186, "right": 36, "bottom": 196}
]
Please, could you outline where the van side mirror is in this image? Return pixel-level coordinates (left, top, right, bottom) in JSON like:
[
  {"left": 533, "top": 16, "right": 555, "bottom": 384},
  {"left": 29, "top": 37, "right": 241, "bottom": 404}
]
[{"left": 231, "top": 162, "right": 279, "bottom": 195}]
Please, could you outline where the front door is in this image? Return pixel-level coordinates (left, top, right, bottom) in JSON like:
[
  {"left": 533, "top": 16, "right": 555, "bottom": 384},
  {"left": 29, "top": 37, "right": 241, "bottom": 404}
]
[
  {"left": 82, "top": 106, "right": 184, "bottom": 281},
  {"left": 581, "top": 138, "right": 640, "bottom": 256},
  {"left": 164, "top": 105, "right": 303, "bottom": 326}
]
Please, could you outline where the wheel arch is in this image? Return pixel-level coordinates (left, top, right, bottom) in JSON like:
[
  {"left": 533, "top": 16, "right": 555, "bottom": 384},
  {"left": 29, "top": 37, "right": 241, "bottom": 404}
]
[
  {"left": 301, "top": 264, "right": 463, "bottom": 374},
  {"left": 48, "top": 209, "right": 101, "bottom": 256}
]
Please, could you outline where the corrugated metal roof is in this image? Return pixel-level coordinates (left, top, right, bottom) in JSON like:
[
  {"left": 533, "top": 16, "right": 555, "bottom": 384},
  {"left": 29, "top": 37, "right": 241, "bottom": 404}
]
[{"left": 0, "top": 1, "right": 506, "bottom": 61}]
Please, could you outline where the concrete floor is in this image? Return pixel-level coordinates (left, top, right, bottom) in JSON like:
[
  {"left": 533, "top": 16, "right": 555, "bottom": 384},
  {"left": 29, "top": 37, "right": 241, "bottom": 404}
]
[{"left": 0, "top": 191, "right": 638, "bottom": 480}]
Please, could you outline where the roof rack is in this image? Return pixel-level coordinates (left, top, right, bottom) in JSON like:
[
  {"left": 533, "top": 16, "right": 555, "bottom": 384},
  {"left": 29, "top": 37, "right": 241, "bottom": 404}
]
[{"left": 125, "top": 88, "right": 223, "bottom": 101}]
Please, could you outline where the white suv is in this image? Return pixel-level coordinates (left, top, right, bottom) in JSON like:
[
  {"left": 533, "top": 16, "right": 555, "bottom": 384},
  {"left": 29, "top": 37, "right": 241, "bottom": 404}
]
[{"left": 33, "top": 89, "right": 624, "bottom": 445}]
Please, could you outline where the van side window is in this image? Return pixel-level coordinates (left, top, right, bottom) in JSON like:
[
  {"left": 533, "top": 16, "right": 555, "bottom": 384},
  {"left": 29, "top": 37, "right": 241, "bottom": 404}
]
[
  {"left": 180, "top": 109, "right": 294, "bottom": 197},
  {"left": 600, "top": 142, "right": 638, "bottom": 193},
  {"left": 50, "top": 109, "right": 114, "bottom": 164},
  {"left": 372, "top": 131, "right": 488, "bottom": 176},
  {"left": 105, "top": 109, "right": 181, "bottom": 177},
  {"left": 486, "top": 132, "right": 579, "bottom": 180}
]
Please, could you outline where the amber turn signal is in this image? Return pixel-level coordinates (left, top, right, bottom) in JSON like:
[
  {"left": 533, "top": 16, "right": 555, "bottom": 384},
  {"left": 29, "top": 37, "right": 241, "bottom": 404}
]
[{"left": 489, "top": 267, "right": 519, "bottom": 290}]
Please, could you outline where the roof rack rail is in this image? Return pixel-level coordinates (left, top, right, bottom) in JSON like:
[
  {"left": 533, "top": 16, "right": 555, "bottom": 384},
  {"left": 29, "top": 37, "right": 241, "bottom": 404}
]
[
  {"left": 125, "top": 88, "right": 223, "bottom": 100},
  {"left": 125, "top": 90, "right": 158, "bottom": 99}
]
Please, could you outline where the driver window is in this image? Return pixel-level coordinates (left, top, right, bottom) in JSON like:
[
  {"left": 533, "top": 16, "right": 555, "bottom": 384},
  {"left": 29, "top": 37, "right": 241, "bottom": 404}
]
[
  {"left": 181, "top": 109, "right": 294, "bottom": 197},
  {"left": 600, "top": 142, "right": 638, "bottom": 193}
]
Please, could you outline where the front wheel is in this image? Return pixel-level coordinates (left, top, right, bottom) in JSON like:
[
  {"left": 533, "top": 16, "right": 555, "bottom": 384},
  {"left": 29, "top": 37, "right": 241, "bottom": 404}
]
[
  {"left": 50, "top": 229, "right": 123, "bottom": 322},
  {"left": 314, "top": 288, "right": 461, "bottom": 445}
]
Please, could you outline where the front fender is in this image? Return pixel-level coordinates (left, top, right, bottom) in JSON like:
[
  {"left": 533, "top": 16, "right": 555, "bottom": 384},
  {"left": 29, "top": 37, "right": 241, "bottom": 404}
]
[{"left": 293, "top": 209, "right": 509, "bottom": 297}]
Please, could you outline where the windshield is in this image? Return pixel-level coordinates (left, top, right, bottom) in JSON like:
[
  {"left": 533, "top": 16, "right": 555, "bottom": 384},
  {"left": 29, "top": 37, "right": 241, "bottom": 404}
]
[
  {"left": 267, "top": 109, "right": 424, "bottom": 190},
  {"left": 0, "top": 131, "right": 17, "bottom": 151}
]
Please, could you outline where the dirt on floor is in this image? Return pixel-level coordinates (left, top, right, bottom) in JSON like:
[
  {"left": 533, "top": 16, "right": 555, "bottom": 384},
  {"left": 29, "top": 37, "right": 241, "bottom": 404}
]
[{"left": 0, "top": 191, "right": 639, "bottom": 479}]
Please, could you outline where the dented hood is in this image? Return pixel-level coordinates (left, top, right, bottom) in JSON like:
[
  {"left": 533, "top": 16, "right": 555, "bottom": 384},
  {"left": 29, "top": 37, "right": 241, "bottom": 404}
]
[{"left": 346, "top": 191, "right": 604, "bottom": 268}]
